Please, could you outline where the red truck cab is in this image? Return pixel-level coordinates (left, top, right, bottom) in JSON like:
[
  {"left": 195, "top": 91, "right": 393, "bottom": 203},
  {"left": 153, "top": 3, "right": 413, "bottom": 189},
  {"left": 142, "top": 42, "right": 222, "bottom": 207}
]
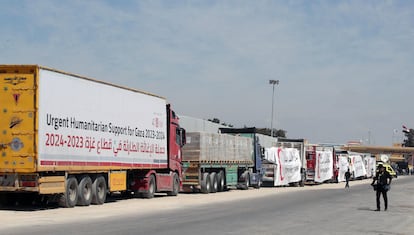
[{"left": 130, "top": 105, "right": 186, "bottom": 198}]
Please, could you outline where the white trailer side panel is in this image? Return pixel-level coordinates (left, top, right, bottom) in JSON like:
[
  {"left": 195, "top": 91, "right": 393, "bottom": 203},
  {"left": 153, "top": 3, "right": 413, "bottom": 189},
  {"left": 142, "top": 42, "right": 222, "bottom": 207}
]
[
  {"left": 264, "top": 147, "right": 302, "bottom": 186},
  {"left": 314, "top": 150, "right": 334, "bottom": 183},
  {"left": 337, "top": 155, "right": 350, "bottom": 182},
  {"left": 350, "top": 154, "right": 367, "bottom": 178},
  {"left": 37, "top": 69, "right": 168, "bottom": 169},
  {"left": 365, "top": 155, "right": 376, "bottom": 178},
  {"left": 179, "top": 116, "right": 225, "bottom": 133}
]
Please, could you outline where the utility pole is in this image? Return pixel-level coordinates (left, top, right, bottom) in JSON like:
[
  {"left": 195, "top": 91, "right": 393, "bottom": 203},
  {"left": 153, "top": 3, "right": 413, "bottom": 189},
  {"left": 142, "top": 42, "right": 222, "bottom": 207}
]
[{"left": 269, "top": 79, "right": 279, "bottom": 137}]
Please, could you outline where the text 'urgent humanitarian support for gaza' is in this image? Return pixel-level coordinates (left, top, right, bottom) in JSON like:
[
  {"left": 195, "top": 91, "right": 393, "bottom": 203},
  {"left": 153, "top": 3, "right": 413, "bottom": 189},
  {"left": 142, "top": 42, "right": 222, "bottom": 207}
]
[{"left": 46, "top": 113, "right": 165, "bottom": 139}]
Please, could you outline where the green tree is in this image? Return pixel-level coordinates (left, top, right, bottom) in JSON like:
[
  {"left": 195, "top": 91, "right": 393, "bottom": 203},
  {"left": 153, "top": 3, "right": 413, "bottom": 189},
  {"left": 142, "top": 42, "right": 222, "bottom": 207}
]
[
  {"left": 207, "top": 118, "right": 233, "bottom": 127},
  {"left": 208, "top": 118, "right": 220, "bottom": 124},
  {"left": 275, "top": 129, "right": 287, "bottom": 138},
  {"left": 256, "top": 128, "right": 287, "bottom": 138}
]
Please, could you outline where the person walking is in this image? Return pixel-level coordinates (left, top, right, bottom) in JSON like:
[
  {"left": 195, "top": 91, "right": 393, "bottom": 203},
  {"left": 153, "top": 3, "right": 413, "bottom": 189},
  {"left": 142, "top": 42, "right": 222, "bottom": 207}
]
[
  {"left": 371, "top": 164, "right": 392, "bottom": 211},
  {"left": 345, "top": 169, "right": 351, "bottom": 188}
]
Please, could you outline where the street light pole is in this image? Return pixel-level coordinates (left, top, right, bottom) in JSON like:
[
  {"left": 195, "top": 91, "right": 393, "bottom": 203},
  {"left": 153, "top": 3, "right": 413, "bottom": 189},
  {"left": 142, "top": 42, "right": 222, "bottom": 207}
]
[{"left": 269, "top": 79, "right": 279, "bottom": 137}]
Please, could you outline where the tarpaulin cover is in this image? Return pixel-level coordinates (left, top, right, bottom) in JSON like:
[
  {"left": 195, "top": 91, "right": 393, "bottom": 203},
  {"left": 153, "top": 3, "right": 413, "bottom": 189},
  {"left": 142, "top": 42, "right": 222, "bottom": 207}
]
[
  {"left": 264, "top": 147, "right": 302, "bottom": 186},
  {"left": 314, "top": 150, "right": 334, "bottom": 183}
]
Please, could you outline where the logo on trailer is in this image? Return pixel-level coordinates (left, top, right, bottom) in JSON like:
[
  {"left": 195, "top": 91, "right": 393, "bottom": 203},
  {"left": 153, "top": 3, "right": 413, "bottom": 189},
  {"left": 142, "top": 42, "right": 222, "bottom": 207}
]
[
  {"left": 10, "top": 117, "right": 23, "bottom": 129},
  {"left": 13, "top": 94, "right": 20, "bottom": 105},
  {"left": 10, "top": 138, "right": 24, "bottom": 151},
  {"left": 152, "top": 117, "right": 163, "bottom": 128},
  {"left": 278, "top": 148, "right": 284, "bottom": 181},
  {"left": 4, "top": 77, "right": 27, "bottom": 86},
  {"left": 317, "top": 152, "right": 321, "bottom": 179}
]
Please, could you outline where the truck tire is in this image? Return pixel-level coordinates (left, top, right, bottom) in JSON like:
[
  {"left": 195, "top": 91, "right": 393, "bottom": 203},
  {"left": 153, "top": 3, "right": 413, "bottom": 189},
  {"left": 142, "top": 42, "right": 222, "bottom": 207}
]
[
  {"left": 77, "top": 176, "right": 93, "bottom": 206},
  {"left": 91, "top": 176, "right": 107, "bottom": 205},
  {"left": 142, "top": 175, "right": 156, "bottom": 199},
  {"left": 209, "top": 172, "right": 218, "bottom": 193},
  {"left": 167, "top": 173, "right": 179, "bottom": 196},
  {"left": 254, "top": 179, "right": 262, "bottom": 189},
  {"left": 59, "top": 177, "right": 78, "bottom": 208},
  {"left": 217, "top": 171, "right": 225, "bottom": 192},
  {"left": 241, "top": 172, "right": 250, "bottom": 190},
  {"left": 200, "top": 172, "right": 211, "bottom": 194}
]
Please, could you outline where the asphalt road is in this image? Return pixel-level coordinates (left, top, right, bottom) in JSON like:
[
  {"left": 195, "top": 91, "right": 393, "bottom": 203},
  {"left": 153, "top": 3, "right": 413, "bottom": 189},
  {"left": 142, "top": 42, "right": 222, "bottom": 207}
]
[{"left": 1, "top": 176, "right": 413, "bottom": 235}]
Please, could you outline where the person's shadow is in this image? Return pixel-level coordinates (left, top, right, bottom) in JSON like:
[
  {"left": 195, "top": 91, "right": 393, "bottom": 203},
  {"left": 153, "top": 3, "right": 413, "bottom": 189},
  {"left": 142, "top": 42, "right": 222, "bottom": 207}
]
[{"left": 357, "top": 207, "right": 377, "bottom": 211}]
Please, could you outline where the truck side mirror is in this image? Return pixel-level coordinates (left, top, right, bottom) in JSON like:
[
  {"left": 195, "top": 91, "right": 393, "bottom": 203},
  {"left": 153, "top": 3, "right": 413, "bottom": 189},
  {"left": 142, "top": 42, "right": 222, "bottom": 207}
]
[{"left": 180, "top": 128, "right": 186, "bottom": 147}]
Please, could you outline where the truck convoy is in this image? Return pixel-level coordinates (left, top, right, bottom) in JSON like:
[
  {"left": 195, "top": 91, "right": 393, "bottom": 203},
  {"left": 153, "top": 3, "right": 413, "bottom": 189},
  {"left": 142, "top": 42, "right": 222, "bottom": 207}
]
[
  {"left": 181, "top": 127, "right": 262, "bottom": 193},
  {"left": 0, "top": 65, "right": 186, "bottom": 207},
  {"left": 336, "top": 148, "right": 376, "bottom": 182},
  {"left": 0, "top": 65, "right": 404, "bottom": 209}
]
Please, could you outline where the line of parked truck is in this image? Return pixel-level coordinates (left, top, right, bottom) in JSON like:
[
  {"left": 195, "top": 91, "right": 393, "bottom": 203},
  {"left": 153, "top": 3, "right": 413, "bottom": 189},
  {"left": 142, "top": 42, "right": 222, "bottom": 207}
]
[
  {"left": 0, "top": 65, "right": 386, "bottom": 208},
  {"left": 180, "top": 116, "right": 382, "bottom": 191}
]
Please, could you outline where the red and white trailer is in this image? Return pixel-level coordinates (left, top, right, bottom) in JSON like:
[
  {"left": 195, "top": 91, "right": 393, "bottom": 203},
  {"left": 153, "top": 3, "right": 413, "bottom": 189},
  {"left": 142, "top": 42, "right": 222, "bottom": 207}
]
[{"left": 305, "top": 145, "right": 338, "bottom": 184}]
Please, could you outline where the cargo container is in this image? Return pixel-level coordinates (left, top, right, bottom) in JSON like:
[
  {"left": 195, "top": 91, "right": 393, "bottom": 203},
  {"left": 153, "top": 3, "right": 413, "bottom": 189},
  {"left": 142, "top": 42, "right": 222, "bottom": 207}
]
[
  {"left": 181, "top": 127, "right": 262, "bottom": 193},
  {"left": 0, "top": 65, "right": 186, "bottom": 207},
  {"left": 219, "top": 128, "right": 263, "bottom": 189}
]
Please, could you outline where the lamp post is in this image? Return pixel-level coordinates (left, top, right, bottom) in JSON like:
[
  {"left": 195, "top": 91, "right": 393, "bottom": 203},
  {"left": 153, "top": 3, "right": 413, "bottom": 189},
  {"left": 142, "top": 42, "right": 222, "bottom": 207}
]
[{"left": 269, "top": 79, "right": 279, "bottom": 137}]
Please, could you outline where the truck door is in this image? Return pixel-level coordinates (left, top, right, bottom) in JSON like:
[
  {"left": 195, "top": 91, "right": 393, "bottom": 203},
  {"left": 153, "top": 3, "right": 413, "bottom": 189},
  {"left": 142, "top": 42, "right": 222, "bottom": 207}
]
[
  {"left": 254, "top": 136, "right": 262, "bottom": 174},
  {"left": 0, "top": 71, "right": 37, "bottom": 172}
]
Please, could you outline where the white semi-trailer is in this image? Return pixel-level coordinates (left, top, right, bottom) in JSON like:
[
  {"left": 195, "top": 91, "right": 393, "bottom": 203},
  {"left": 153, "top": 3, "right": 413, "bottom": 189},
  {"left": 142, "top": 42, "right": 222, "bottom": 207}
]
[{"left": 0, "top": 65, "right": 186, "bottom": 207}]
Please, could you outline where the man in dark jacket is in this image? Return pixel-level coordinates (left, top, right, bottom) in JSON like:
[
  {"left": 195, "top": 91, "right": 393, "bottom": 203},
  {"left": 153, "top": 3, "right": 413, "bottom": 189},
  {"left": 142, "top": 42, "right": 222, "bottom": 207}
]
[
  {"left": 345, "top": 169, "right": 351, "bottom": 188},
  {"left": 371, "top": 164, "right": 392, "bottom": 211}
]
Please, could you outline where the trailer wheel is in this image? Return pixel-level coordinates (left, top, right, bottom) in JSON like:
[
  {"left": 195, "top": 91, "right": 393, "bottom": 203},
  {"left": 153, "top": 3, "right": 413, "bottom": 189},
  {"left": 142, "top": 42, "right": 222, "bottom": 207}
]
[
  {"left": 59, "top": 177, "right": 78, "bottom": 208},
  {"left": 142, "top": 175, "right": 156, "bottom": 199},
  {"left": 92, "top": 176, "right": 107, "bottom": 205},
  {"left": 217, "top": 171, "right": 225, "bottom": 192},
  {"left": 77, "top": 176, "right": 93, "bottom": 206},
  {"left": 254, "top": 179, "right": 262, "bottom": 189},
  {"left": 167, "top": 173, "right": 179, "bottom": 196},
  {"left": 241, "top": 172, "right": 250, "bottom": 190},
  {"left": 209, "top": 172, "right": 218, "bottom": 193},
  {"left": 200, "top": 172, "right": 211, "bottom": 194}
]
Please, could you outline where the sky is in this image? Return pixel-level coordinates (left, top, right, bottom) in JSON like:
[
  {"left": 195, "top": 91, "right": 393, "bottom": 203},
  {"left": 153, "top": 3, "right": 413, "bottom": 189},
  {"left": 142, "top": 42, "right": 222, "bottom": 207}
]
[{"left": 1, "top": 0, "right": 413, "bottom": 146}]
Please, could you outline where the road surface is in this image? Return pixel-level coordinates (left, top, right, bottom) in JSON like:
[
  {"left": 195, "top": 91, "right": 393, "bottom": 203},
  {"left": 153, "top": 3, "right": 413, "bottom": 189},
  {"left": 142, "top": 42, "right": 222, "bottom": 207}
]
[{"left": 1, "top": 176, "right": 413, "bottom": 235}]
